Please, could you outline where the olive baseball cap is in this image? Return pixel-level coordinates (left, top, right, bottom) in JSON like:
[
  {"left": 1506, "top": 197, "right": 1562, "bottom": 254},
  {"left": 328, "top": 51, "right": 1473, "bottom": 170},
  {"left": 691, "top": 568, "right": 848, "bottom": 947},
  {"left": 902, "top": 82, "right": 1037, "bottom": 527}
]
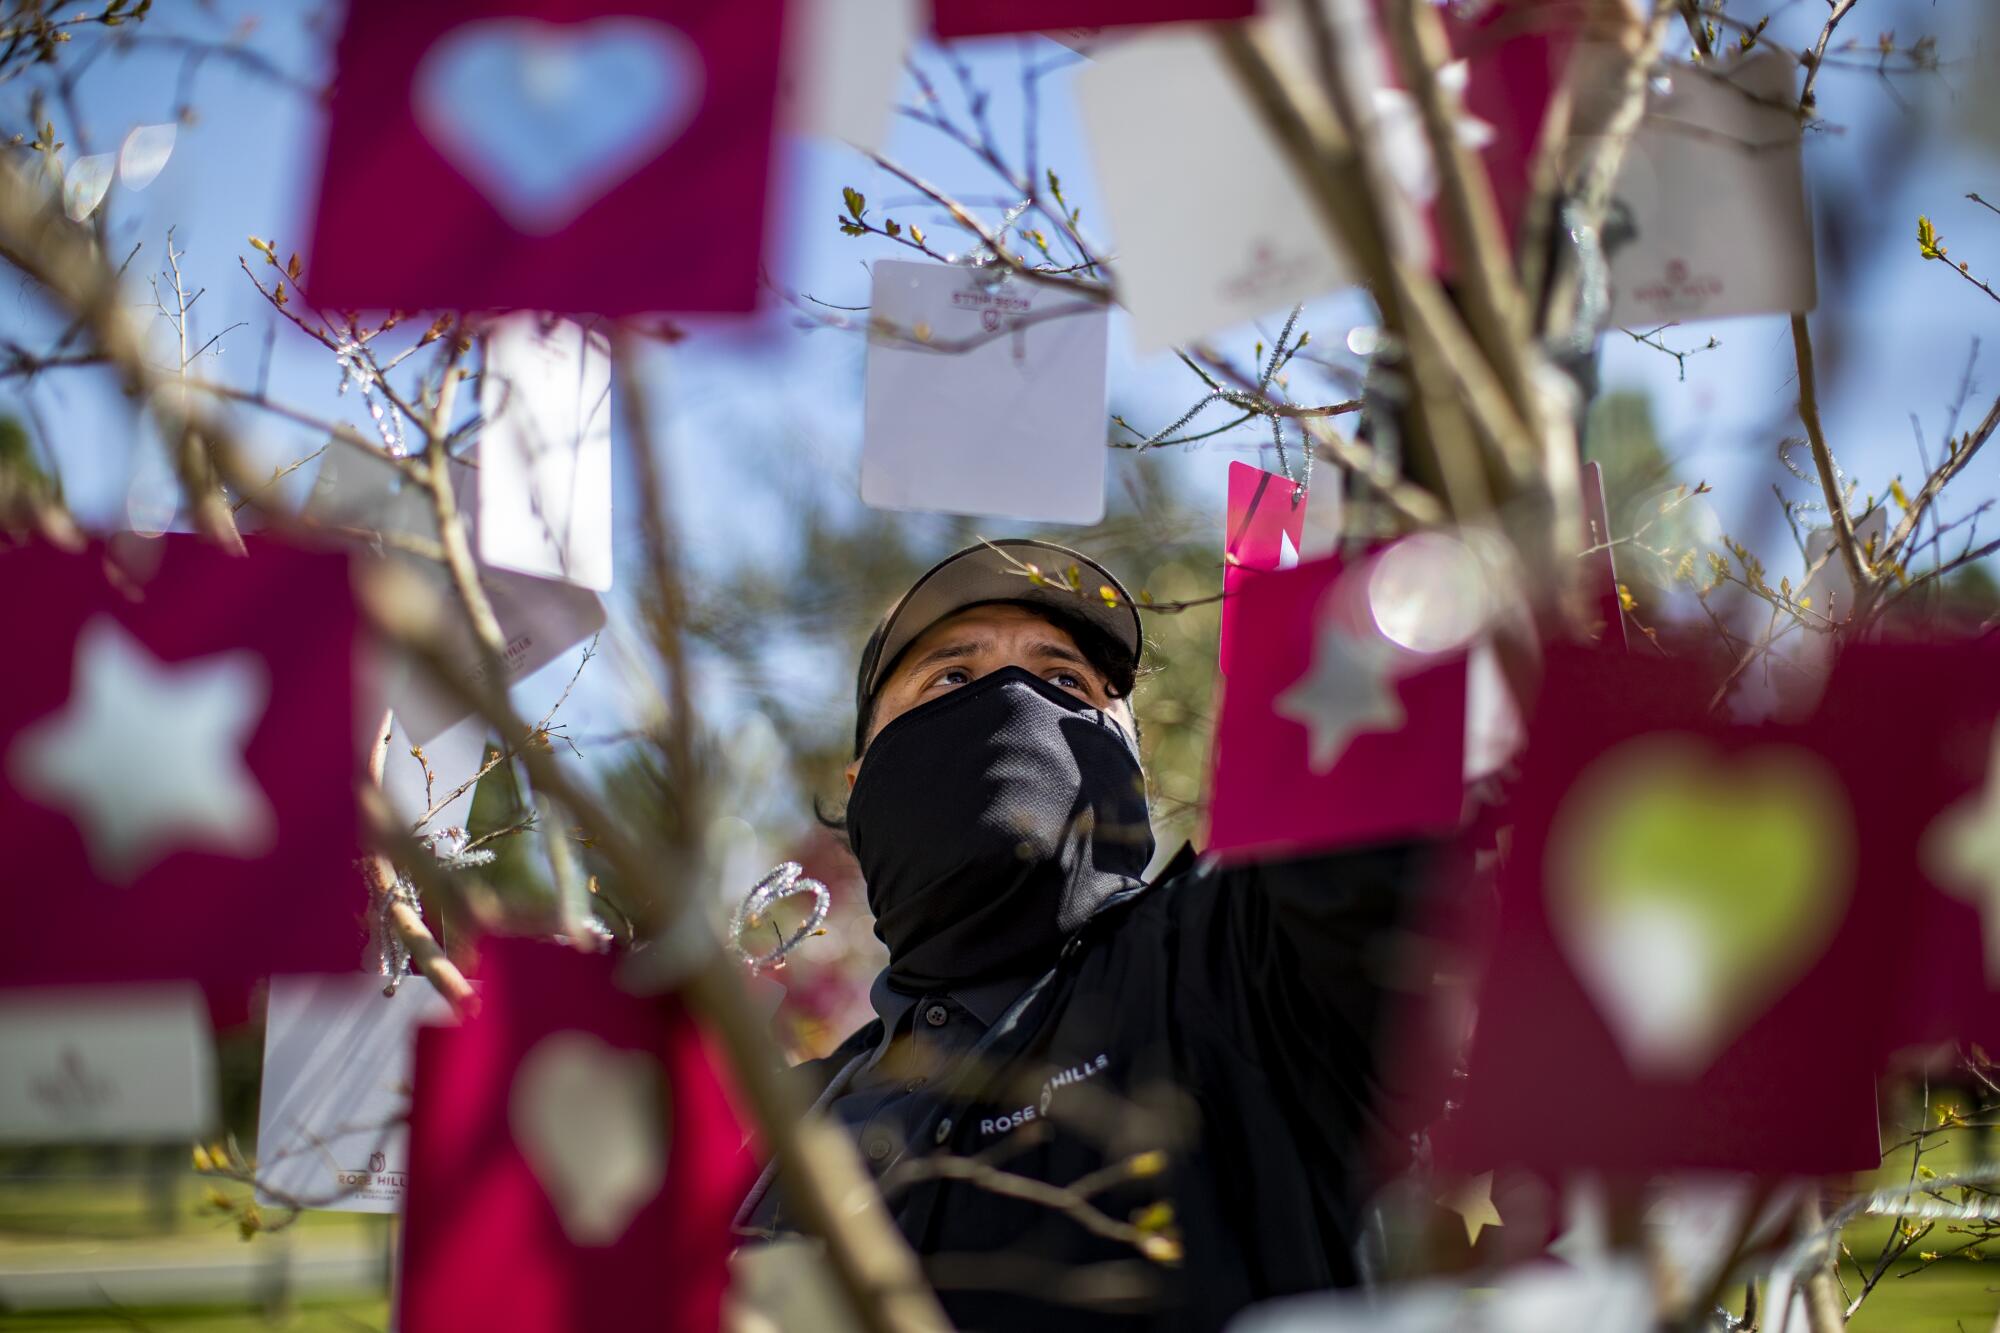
[{"left": 852, "top": 539, "right": 1143, "bottom": 753}]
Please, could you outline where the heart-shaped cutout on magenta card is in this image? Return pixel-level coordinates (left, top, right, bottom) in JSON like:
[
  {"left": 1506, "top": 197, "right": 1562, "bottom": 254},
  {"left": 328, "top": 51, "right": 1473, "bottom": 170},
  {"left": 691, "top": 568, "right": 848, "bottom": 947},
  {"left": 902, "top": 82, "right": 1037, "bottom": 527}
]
[{"left": 413, "top": 17, "right": 703, "bottom": 235}]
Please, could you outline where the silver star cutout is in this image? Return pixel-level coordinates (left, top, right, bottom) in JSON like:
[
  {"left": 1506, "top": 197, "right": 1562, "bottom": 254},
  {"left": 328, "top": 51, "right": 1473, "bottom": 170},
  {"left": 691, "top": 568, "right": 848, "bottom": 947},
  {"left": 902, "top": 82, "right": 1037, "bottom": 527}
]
[
  {"left": 1274, "top": 619, "right": 1404, "bottom": 773},
  {"left": 1926, "top": 721, "right": 2000, "bottom": 984},
  {"left": 8, "top": 616, "right": 275, "bottom": 882}
]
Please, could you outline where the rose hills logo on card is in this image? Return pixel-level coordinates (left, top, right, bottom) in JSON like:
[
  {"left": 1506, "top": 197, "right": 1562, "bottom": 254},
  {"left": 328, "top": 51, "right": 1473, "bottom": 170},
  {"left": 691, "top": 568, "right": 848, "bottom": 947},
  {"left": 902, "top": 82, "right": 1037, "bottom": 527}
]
[
  {"left": 334, "top": 1149, "right": 409, "bottom": 1201},
  {"left": 1626, "top": 256, "right": 1727, "bottom": 316},
  {"left": 1219, "top": 238, "right": 1319, "bottom": 307},
  {"left": 31, "top": 1047, "right": 116, "bottom": 1116}
]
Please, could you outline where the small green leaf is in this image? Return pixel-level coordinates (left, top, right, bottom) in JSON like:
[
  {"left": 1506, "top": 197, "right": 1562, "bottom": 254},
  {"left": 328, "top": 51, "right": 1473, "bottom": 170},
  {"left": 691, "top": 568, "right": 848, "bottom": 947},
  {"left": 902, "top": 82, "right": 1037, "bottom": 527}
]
[
  {"left": 1919, "top": 215, "right": 1947, "bottom": 261},
  {"left": 842, "top": 186, "right": 866, "bottom": 221}
]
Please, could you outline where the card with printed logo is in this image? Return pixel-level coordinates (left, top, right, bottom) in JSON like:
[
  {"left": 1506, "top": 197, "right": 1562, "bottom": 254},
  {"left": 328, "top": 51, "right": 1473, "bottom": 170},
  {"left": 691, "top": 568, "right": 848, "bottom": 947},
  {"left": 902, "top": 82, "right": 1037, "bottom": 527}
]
[
  {"left": 257, "top": 975, "right": 457, "bottom": 1214},
  {"left": 478, "top": 315, "right": 614, "bottom": 593},
  {"left": 1077, "top": 26, "right": 1353, "bottom": 353},
  {"left": 0, "top": 984, "right": 216, "bottom": 1143},
  {"left": 1576, "top": 49, "right": 1815, "bottom": 325},
  {"left": 861, "top": 259, "right": 1110, "bottom": 525}
]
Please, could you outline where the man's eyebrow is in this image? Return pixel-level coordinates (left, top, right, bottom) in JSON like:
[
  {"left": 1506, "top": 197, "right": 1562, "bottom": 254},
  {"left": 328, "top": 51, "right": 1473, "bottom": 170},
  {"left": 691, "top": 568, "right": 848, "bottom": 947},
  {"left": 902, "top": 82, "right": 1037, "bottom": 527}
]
[
  {"left": 899, "top": 641, "right": 984, "bottom": 676},
  {"left": 1026, "top": 641, "right": 1097, "bottom": 673}
]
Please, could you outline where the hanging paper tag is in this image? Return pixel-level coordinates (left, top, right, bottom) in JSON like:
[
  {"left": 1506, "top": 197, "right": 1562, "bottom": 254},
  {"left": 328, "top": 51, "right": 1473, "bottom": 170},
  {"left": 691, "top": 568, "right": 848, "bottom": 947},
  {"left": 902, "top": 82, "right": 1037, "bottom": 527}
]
[
  {"left": 478, "top": 315, "right": 614, "bottom": 592},
  {"left": 933, "top": 0, "right": 1255, "bottom": 39},
  {"left": 381, "top": 711, "right": 489, "bottom": 852},
  {"left": 1208, "top": 544, "right": 1470, "bottom": 859},
  {"left": 256, "top": 974, "right": 457, "bottom": 1214},
  {"left": 304, "top": 1, "right": 786, "bottom": 315},
  {"left": 0, "top": 984, "right": 216, "bottom": 1144},
  {"left": 861, "top": 260, "right": 1110, "bottom": 524},
  {"left": 778, "top": 0, "right": 918, "bottom": 153},
  {"left": 1582, "top": 49, "right": 1816, "bottom": 325},
  {"left": 306, "top": 438, "right": 607, "bottom": 743},
  {"left": 1075, "top": 25, "right": 1351, "bottom": 352},
  {"left": 1218, "top": 461, "right": 1306, "bottom": 677}
]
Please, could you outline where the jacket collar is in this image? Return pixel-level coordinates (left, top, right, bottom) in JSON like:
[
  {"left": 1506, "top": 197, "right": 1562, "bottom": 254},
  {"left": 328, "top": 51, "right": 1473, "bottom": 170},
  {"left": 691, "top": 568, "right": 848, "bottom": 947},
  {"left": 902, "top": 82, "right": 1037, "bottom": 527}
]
[
  {"left": 865, "top": 841, "right": 1199, "bottom": 1038},
  {"left": 869, "top": 968, "right": 1029, "bottom": 1033}
]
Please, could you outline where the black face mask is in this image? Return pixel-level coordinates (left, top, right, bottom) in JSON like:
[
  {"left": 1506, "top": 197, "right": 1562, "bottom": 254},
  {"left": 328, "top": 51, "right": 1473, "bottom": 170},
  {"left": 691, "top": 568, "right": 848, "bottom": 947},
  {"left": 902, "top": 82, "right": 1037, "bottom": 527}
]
[{"left": 847, "top": 667, "right": 1156, "bottom": 994}]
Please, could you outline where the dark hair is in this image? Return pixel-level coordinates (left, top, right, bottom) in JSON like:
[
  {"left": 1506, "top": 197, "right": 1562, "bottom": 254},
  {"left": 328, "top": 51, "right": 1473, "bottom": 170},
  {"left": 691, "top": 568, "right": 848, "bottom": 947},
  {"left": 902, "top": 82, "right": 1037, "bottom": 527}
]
[{"left": 816, "top": 599, "right": 1143, "bottom": 837}]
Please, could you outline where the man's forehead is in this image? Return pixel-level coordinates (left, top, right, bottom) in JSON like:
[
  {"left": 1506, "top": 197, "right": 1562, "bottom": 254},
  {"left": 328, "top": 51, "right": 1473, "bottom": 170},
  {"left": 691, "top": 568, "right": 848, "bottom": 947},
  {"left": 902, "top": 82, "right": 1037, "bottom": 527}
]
[{"left": 893, "top": 603, "right": 1081, "bottom": 668}]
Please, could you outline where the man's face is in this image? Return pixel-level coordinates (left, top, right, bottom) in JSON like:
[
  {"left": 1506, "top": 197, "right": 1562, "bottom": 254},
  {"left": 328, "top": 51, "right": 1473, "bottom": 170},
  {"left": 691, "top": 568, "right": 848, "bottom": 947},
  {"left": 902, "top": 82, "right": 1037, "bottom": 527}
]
[{"left": 846, "top": 602, "right": 1136, "bottom": 789}]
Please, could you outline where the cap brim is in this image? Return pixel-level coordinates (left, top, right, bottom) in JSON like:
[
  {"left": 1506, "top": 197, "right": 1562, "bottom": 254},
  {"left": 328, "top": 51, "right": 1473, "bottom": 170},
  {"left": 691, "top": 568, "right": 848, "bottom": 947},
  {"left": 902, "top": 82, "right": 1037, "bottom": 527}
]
[{"left": 862, "top": 540, "right": 1143, "bottom": 702}]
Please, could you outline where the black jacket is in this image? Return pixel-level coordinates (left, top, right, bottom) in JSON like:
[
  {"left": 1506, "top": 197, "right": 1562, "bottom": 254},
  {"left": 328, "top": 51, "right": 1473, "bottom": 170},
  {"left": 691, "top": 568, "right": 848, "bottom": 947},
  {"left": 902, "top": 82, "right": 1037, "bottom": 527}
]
[{"left": 743, "top": 842, "right": 1445, "bottom": 1332}]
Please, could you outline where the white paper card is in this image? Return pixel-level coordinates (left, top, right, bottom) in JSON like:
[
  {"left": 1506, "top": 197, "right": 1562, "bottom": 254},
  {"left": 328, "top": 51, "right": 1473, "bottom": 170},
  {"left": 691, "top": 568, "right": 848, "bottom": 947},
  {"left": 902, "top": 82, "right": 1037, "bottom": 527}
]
[
  {"left": 381, "top": 711, "right": 488, "bottom": 851},
  {"left": 255, "top": 975, "right": 455, "bottom": 1214},
  {"left": 729, "top": 1238, "right": 866, "bottom": 1333},
  {"left": 780, "top": 0, "right": 918, "bottom": 153},
  {"left": 306, "top": 438, "right": 607, "bottom": 743},
  {"left": 1589, "top": 50, "right": 1816, "bottom": 325},
  {"left": 0, "top": 984, "right": 216, "bottom": 1144},
  {"left": 861, "top": 259, "right": 1110, "bottom": 524},
  {"left": 1228, "top": 1259, "right": 1656, "bottom": 1333},
  {"left": 1799, "top": 508, "right": 1887, "bottom": 626},
  {"left": 478, "top": 315, "right": 614, "bottom": 592},
  {"left": 1076, "top": 24, "right": 1352, "bottom": 352},
  {"left": 1463, "top": 638, "right": 1524, "bottom": 783}
]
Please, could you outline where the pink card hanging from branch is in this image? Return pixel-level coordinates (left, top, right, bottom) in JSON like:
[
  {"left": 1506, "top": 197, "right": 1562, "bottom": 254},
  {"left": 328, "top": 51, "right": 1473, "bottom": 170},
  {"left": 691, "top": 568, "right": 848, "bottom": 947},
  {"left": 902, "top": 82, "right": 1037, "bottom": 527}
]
[
  {"left": 1441, "top": 646, "right": 1886, "bottom": 1177},
  {"left": 306, "top": 0, "right": 784, "bottom": 315},
  {"left": 400, "top": 938, "right": 756, "bottom": 1333},
  {"left": 0, "top": 537, "right": 365, "bottom": 993},
  {"left": 930, "top": 0, "right": 1256, "bottom": 39},
  {"left": 1218, "top": 461, "right": 1306, "bottom": 677},
  {"left": 1207, "top": 538, "right": 1473, "bottom": 860}
]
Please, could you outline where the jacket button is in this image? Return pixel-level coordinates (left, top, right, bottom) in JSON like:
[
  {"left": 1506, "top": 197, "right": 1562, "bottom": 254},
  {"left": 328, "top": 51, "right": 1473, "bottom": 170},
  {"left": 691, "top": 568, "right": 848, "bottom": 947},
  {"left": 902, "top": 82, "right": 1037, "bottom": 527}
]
[
  {"left": 934, "top": 1118, "right": 953, "bottom": 1145},
  {"left": 923, "top": 1003, "right": 949, "bottom": 1028},
  {"left": 864, "top": 1133, "right": 892, "bottom": 1163}
]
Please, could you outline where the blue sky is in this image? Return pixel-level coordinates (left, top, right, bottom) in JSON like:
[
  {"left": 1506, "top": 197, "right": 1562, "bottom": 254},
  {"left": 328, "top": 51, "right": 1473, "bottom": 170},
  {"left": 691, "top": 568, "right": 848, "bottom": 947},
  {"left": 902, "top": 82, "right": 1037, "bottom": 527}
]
[{"left": 4, "top": 0, "right": 1997, "bottom": 849}]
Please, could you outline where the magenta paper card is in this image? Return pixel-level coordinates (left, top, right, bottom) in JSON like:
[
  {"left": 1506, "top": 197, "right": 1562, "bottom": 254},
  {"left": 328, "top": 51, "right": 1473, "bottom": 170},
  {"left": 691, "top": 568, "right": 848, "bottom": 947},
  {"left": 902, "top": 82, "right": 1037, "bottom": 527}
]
[
  {"left": 1444, "top": 0, "right": 1574, "bottom": 265},
  {"left": 1815, "top": 640, "right": 2000, "bottom": 1055},
  {"left": 1580, "top": 460, "right": 1627, "bottom": 650},
  {"left": 1207, "top": 547, "right": 1468, "bottom": 860},
  {"left": 400, "top": 938, "right": 755, "bottom": 1333},
  {"left": 931, "top": 0, "right": 1254, "bottom": 38},
  {"left": 307, "top": 0, "right": 783, "bottom": 314},
  {"left": 0, "top": 538, "right": 363, "bottom": 992},
  {"left": 1218, "top": 462, "right": 1306, "bottom": 677},
  {"left": 1442, "top": 647, "right": 1884, "bottom": 1176}
]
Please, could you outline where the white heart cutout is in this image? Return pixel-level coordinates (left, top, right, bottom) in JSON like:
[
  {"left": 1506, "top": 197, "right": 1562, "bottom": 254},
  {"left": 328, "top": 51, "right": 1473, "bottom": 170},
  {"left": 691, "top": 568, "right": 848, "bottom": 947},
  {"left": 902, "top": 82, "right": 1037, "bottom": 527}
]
[
  {"left": 509, "top": 1029, "right": 670, "bottom": 1246},
  {"left": 412, "top": 17, "right": 704, "bottom": 235}
]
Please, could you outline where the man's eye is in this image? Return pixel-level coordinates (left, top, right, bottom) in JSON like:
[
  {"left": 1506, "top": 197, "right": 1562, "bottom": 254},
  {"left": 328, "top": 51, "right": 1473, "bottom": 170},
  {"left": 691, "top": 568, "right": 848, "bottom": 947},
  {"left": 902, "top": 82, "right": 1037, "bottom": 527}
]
[
  {"left": 1051, "top": 671, "right": 1085, "bottom": 691},
  {"left": 936, "top": 667, "right": 972, "bottom": 688}
]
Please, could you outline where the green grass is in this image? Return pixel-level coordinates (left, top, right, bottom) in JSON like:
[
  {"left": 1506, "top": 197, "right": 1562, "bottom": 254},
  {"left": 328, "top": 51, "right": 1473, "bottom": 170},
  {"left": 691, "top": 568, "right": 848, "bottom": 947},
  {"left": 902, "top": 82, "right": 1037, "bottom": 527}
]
[
  {"left": 0, "top": 1298, "right": 393, "bottom": 1332},
  {"left": 0, "top": 1156, "right": 393, "bottom": 1331},
  {"left": 8, "top": 1118, "right": 2000, "bottom": 1331}
]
